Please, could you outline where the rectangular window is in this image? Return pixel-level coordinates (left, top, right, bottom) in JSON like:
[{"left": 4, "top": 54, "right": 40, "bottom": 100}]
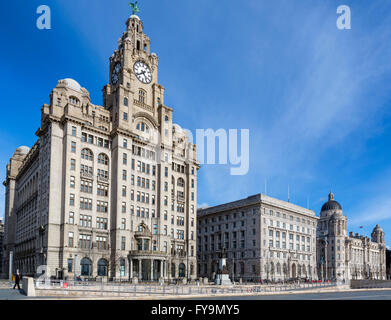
[
  {"left": 123, "top": 139, "right": 127, "bottom": 148},
  {"left": 69, "top": 212, "right": 74, "bottom": 224},
  {"left": 71, "top": 141, "right": 76, "bottom": 153},
  {"left": 72, "top": 126, "right": 76, "bottom": 137},
  {"left": 68, "top": 232, "right": 74, "bottom": 247},
  {"left": 67, "top": 259, "right": 73, "bottom": 272},
  {"left": 69, "top": 194, "right": 75, "bottom": 206},
  {"left": 70, "top": 176, "right": 75, "bottom": 188},
  {"left": 122, "top": 202, "right": 126, "bottom": 213},
  {"left": 121, "top": 237, "right": 126, "bottom": 250}
]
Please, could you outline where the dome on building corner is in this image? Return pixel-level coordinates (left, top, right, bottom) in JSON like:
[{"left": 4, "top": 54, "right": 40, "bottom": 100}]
[
  {"left": 321, "top": 190, "right": 342, "bottom": 212},
  {"left": 130, "top": 14, "right": 140, "bottom": 20},
  {"left": 57, "top": 78, "right": 82, "bottom": 92},
  {"left": 13, "top": 146, "right": 30, "bottom": 157}
]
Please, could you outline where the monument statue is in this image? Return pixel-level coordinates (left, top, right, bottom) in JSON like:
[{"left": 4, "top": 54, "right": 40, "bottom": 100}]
[
  {"left": 129, "top": 2, "right": 140, "bottom": 15},
  {"left": 215, "top": 247, "right": 232, "bottom": 285}
]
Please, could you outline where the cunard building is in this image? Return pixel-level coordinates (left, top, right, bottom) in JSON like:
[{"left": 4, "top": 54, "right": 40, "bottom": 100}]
[
  {"left": 197, "top": 194, "right": 319, "bottom": 282},
  {"left": 2, "top": 11, "right": 199, "bottom": 281}
]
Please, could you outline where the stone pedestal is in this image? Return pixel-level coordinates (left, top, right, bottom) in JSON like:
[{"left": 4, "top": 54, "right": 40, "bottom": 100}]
[
  {"left": 215, "top": 249, "right": 232, "bottom": 286},
  {"left": 215, "top": 273, "right": 232, "bottom": 286},
  {"left": 182, "top": 278, "right": 187, "bottom": 285},
  {"left": 132, "top": 277, "right": 139, "bottom": 284},
  {"left": 203, "top": 277, "right": 209, "bottom": 285},
  {"left": 22, "top": 277, "right": 36, "bottom": 297}
]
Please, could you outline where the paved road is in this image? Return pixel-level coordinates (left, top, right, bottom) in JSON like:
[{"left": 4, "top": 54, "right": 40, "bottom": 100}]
[
  {"left": 0, "top": 288, "right": 29, "bottom": 300},
  {"left": 191, "top": 289, "right": 391, "bottom": 300},
  {"left": 2, "top": 286, "right": 391, "bottom": 300}
]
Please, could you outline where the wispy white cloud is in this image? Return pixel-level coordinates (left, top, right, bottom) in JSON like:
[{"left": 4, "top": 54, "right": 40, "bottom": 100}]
[
  {"left": 350, "top": 197, "right": 391, "bottom": 226},
  {"left": 195, "top": 1, "right": 391, "bottom": 211},
  {"left": 197, "top": 202, "right": 209, "bottom": 209}
]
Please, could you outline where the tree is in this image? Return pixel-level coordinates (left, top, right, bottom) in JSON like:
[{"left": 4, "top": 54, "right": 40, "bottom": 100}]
[{"left": 109, "top": 251, "right": 125, "bottom": 280}]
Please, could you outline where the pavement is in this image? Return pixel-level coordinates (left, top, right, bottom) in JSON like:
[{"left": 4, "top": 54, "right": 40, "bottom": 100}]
[
  {"left": 189, "top": 289, "right": 391, "bottom": 300},
  {"left": 0, "top": 288, "right": 29, "bottom": 300},
  {"left": 2, "top": 283, "right": 391, "bottom": 300}
]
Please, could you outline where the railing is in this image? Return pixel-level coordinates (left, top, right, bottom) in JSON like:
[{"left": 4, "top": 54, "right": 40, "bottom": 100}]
[
  {"left": 33, "top": 279, "right": 339, "bottom": 297},
  {"left": 133, "top": 99, "right": 153, "bottom": 112},
  {"left": 80, "top": 172, "right": 94, "bottom": 180},
  {"left": 130, "top": 250, "right": 167, "bottom": 256},
  {"left": 97, "top": 175, "right": 109, "bottom": 183}
]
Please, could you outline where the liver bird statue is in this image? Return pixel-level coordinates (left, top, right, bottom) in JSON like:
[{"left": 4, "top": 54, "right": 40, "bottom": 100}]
[{"left": 129, "top": 2, "right": 140, "bottom": 15}]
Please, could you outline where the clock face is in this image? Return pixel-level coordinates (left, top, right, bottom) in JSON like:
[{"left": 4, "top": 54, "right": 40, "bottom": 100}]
[
  {"left": 111, "top": 62, "right": 121, "bottom": 85},
  {"left": 134, "top": 61, "right": 152, "bottom": 84}
]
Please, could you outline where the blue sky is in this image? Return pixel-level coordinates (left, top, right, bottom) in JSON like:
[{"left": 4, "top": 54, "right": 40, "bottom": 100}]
[{"left": 1, "top": 1, "right": 391, "bottom": 244}]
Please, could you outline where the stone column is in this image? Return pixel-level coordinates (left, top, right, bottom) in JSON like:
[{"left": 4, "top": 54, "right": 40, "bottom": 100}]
[
  {"left": 139, "top": 260, "right": 142, "bottom": 280},
  {"left": 150, "top": 259, "right": 154, "bottom": 281},
  {"left": 130, "top": 259, "right": 133, "bottom": 279}
]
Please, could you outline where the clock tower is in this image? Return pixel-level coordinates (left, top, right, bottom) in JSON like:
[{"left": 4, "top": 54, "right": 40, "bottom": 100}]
[{"left": 103, "top": 13, "right": 170, "bottom": 140}]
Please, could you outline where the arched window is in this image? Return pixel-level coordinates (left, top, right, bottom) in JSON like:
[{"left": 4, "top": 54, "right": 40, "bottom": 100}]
[
  {"left": 81, "top": 148, "right": 93, "bottom": 161},
  {"left": 124, "top": 97, "right": 128, "bottom": 107},
  {"left": 179, "top": 263, "right": 186, "bottom": 278},
  {"left": 177, "top": 178, "right": 185, "bottom": 188},
  {"left": 136, "top": 122, "right": 149, "bottom": 133},
  {"left": 270, "top": 262, "right": 274, "bottom": 274},
  {"left": 80, "top": 258, "right": 92, "bottom": 276},
  {"left": 97, "top": 259, "right": 108, "bottom": 276},
  {"left": 69, "top": 96, "right": 80, "bottom": 105},
  {"left": 98, "top": 153, "right": 109, "bottom": 165},
  {"left": 137, "top": 224, "right": 145, "bottom": 232},
  {"left": 138, "top": 89, "right": 146, "bottom": 104}
]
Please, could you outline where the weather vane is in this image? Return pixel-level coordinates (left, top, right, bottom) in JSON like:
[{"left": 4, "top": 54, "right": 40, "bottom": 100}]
[{"left": 129, "top": 2, "right": 140, "bottom": 15}]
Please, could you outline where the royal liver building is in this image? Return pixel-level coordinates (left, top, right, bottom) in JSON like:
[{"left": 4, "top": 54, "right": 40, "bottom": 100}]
[
  {"left": 2, "top": 13, "right": 199, "bottom": 281},
  {"left": 317, "top": 192, "right": 386, "bottom": 281}
]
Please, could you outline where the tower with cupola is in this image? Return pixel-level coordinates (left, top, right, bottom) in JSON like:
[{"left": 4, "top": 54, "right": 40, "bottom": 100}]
[{"left": 103, "top": 14, "right": 170, "bottom": 139}]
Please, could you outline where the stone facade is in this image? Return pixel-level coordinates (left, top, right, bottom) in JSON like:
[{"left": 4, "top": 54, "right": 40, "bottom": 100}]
[
  {"left": 0, "top": 218, "right": 3, "bottom": 275},
  {"left": 197, "top": 194, "right": 319, "bottom": 282},
  {"left": 386, "top": 249, "right": 391, "bottom": 280},
  {"left": 317, "top": 192, "right": 386, "bottom": 281},
  {"left": 2, "top": 14, "right": 199, "bottom": 281}
]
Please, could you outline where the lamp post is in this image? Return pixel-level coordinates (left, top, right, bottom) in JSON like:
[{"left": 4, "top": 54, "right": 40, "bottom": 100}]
[
  {"left": 8, "top": 251, "right": 13, "bottom": 285},
  {"left": 232, "top": 254, "right": 235, "bottom": 284}
]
